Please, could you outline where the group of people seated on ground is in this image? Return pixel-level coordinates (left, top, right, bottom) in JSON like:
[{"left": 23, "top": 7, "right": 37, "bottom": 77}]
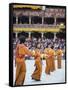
[{"left": 14, "top": 36, "right": 64, "bottom": 86}]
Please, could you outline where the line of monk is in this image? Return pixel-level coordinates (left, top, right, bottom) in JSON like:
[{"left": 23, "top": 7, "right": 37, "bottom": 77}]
[{"left": 15, "top": 36, "right": 63, "bottom": 85}]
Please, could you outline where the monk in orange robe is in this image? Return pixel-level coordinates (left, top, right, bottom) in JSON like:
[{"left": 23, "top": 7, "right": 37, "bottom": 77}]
[
  {"left": 48, "top": 47, "right": 55, "bottom": 72},
  {"left": 31, "top": 45, "right": 42, "bottom": 81},
  {"left": 44, "top": 48, "right": 51, "bottom": 74},
  {"left": 56, "top": 47, "right": 63, "bottom": 69},
  {"left": 44, "top": 46, "right": 55, "bottom": 74},
  {"left": 15, "top": 36, "right": 32, "bottom": 86}
]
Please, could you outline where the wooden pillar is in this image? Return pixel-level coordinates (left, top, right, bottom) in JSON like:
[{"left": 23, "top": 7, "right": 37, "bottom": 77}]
[
  {"left": 42, "top": 17, "right": 44, "bottom": 24},
  {"left": 16, "top": 16, "right": 18, "bottom": 24},
  {"left": 41, "top": 32, "right": 44, "bottom": 39},
  {"left": 54, "top": 17, "right": 56, "bottom": 25},
  {"left": 29, "top": 32, "right": 31, "bottom": 38},
  {"left": 29, "top": 16, "right": 31, "bottom": 24}
]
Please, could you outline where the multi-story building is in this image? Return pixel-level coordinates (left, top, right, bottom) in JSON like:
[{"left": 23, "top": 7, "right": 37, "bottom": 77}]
[{"left": 12, "top": 4, "right": 66, "bottom": 39}]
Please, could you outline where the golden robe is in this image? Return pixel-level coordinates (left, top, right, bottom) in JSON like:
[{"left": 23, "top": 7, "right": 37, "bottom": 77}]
[
  {"left": 49, "top": 48, "right": 55, "bottom": 72},
  {"left": 44, "top": 48, "right": 55, "bottom": 74},
  {"left": 44, "top": 48, "right": 50, "bottom": 74},
  {"left": 31, "top": 49, "right": 42, "bottom": 81},
  {"left": 56, "top": 49, "right": 63, "bottom": 68},
  {"left": 15, "top": 44, "right": 31, "bottom": 85}
]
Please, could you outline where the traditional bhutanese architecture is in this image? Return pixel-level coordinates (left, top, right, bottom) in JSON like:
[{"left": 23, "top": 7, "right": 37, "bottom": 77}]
[{"left": 12, "top": 4, "right": 66, "bottom": 39}]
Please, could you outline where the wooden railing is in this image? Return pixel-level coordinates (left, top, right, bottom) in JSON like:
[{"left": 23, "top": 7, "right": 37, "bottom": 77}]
[{"left": 13, "top": 24, "right": 65, "bottom": 28}]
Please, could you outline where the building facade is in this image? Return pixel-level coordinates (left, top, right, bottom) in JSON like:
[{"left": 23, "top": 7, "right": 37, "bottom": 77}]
[{"left": 12, "top": 5, "right": 66, "bottom": 39}]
